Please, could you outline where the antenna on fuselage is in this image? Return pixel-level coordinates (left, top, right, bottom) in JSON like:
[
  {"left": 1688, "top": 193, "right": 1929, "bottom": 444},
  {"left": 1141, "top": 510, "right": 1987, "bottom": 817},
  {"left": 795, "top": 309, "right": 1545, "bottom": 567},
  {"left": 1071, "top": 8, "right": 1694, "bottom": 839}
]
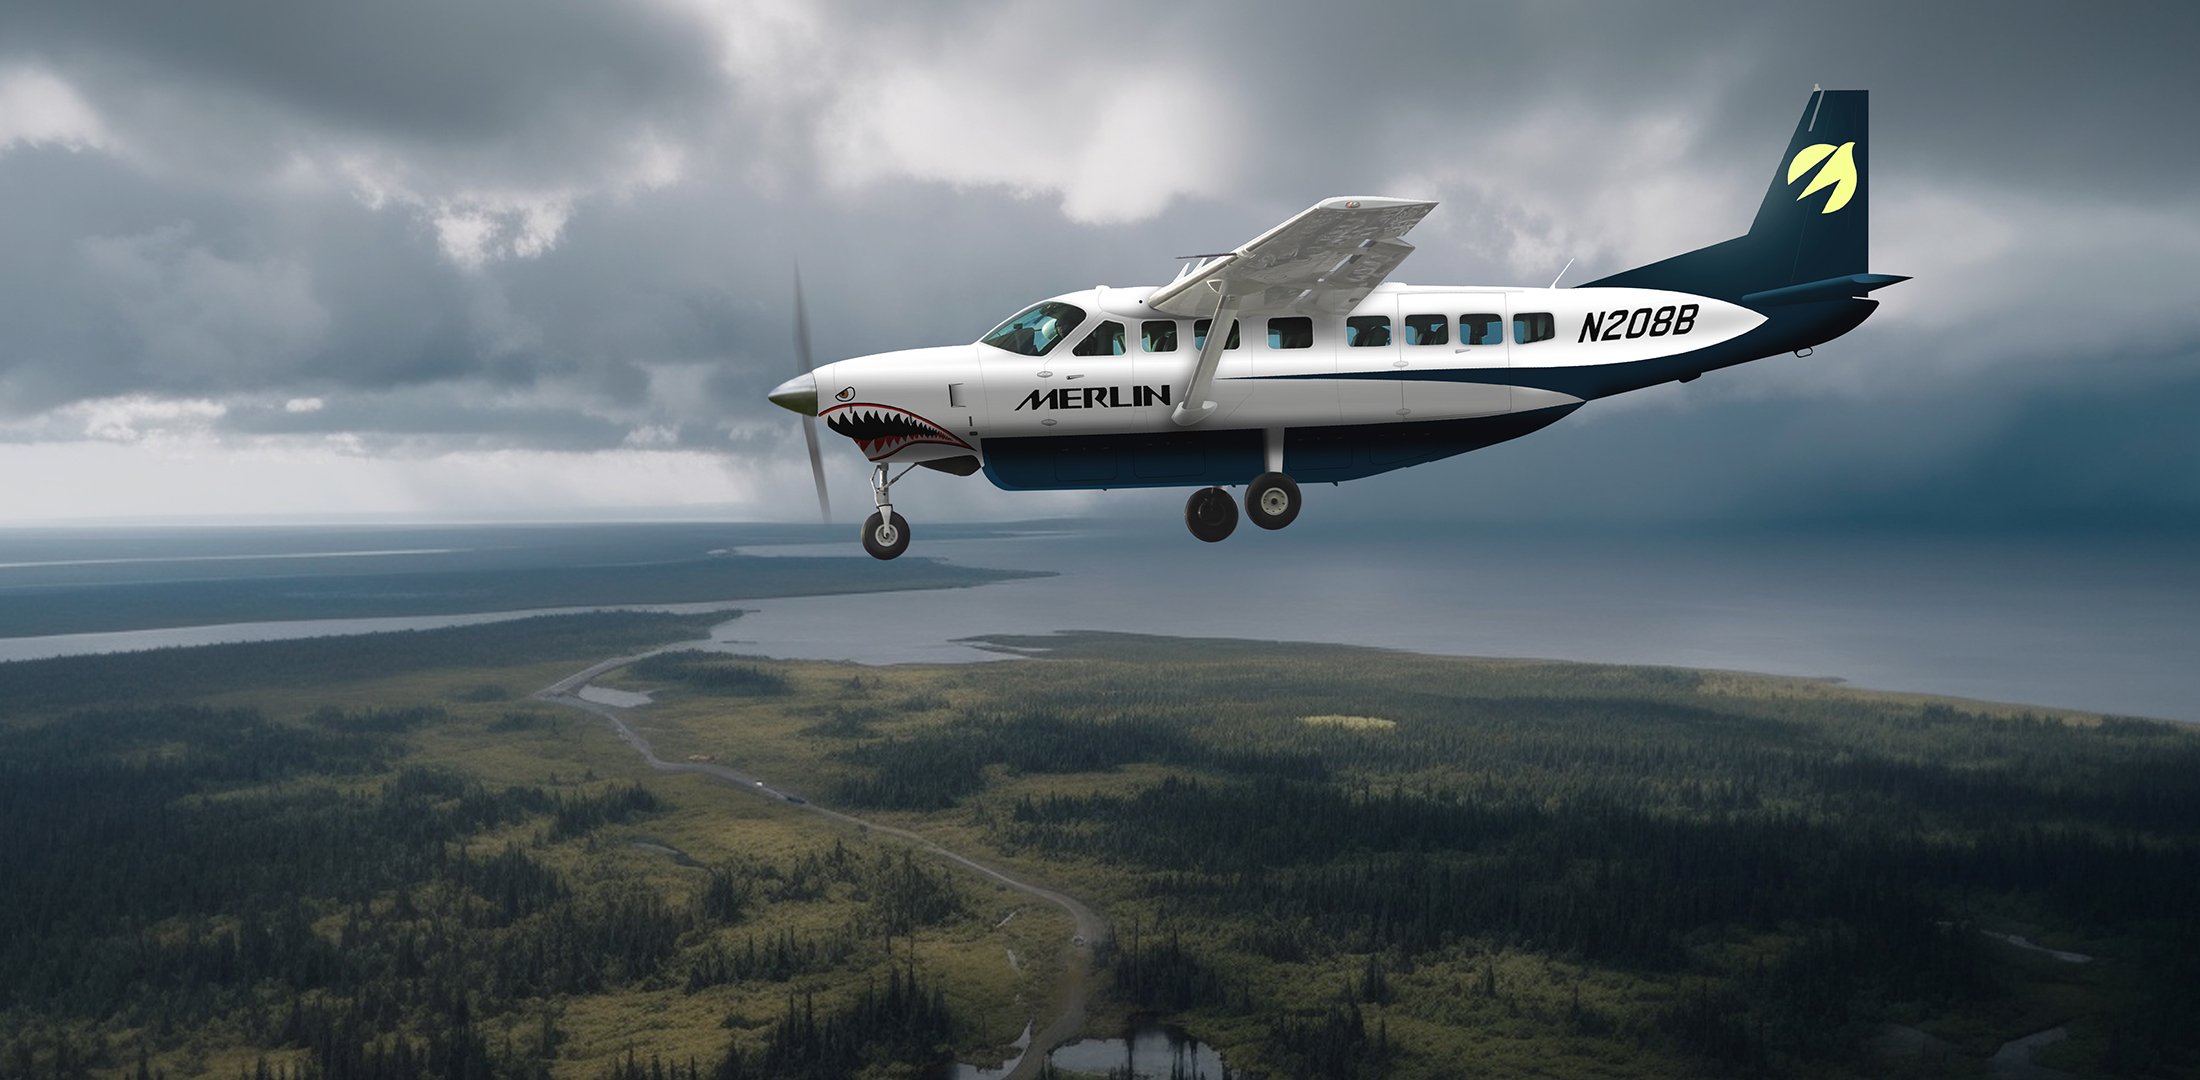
[{"left": 1549, "top": 257, "right": 1576, "bottom": 289}]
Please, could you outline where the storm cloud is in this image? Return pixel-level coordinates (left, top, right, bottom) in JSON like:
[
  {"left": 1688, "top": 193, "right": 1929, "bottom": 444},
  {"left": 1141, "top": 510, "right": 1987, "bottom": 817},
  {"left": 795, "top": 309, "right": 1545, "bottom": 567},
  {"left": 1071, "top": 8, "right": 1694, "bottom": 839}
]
[{"left": 0, "top": 0, "right": 2193, "bottom": 525}]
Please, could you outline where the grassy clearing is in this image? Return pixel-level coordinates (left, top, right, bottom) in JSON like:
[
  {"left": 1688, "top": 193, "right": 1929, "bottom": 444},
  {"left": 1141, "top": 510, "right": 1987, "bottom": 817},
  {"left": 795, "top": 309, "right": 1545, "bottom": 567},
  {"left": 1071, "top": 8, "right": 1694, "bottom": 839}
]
[{"left": 1300, "top": 714, "right": 1397, "bottom": 731}]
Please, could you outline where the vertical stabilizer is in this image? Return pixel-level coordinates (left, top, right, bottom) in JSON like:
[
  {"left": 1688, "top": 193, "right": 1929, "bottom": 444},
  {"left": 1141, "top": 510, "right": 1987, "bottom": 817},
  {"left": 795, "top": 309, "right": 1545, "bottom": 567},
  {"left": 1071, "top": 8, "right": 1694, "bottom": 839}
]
[
  {"left": 1749, "top": 88, "right": 1869, "bottom": 287},
  {"left": 1584, "top": 89, "right": 1874, "bottom": 301}
]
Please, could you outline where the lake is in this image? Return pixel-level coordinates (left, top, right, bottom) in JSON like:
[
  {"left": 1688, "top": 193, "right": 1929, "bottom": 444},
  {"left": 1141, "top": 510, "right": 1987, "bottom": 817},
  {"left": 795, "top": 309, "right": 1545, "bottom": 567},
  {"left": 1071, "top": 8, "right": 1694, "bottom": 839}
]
[
  {"left": 951, "top": 1021, "right": 1226, "bottom": 1080},
  {"left": 0, "top": 521, "right": 2192, "bottom": 721},
  {"left": 721, "top": 524, "right": 2200, "bottom": 722}
]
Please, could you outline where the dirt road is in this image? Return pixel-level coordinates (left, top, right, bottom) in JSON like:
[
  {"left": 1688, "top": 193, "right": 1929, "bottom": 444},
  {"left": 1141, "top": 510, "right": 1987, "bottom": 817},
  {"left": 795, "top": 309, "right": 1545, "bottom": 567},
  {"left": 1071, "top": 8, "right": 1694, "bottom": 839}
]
[{"left": 537, "top": 648, "right": 1102, "bottom": 1079}]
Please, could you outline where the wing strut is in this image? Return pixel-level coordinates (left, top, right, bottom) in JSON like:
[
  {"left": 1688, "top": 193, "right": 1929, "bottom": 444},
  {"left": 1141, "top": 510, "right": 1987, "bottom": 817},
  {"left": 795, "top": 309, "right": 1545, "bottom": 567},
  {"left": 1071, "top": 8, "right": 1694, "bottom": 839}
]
[{"left": 1171, "top": 289, "right": 1238, "bottom": 427}]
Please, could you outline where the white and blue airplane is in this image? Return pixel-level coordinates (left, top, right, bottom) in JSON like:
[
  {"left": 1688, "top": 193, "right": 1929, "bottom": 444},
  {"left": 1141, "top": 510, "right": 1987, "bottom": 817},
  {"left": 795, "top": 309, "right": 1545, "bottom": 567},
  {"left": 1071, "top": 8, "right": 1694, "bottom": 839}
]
[{"left": 770, "top": 89, "right": 1904, "bottom": 559}]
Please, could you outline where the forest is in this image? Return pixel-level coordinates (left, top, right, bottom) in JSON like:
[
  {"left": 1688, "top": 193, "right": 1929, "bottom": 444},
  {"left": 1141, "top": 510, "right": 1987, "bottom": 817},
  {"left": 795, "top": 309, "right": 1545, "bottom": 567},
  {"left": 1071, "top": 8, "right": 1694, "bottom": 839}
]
[
  {"left": 0, "top": 692, "right": 981, "bottom": 1080},
  {"left": 620, "top": 632, "right": 2200, "bottom": 1078},
  {"left": 0, "top": 615, "right": 1008, "bottom": 1080},
  {"left": 6, "top": 616, "right": 2199, "bottom": 1079}
]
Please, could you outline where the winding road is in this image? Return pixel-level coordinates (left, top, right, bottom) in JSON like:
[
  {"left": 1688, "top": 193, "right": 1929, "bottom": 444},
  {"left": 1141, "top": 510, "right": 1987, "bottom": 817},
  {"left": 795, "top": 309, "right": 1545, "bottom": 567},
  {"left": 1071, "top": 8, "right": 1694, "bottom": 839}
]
[{"left": 537, "top": 646, "right": 1103, "bottom": 1080}]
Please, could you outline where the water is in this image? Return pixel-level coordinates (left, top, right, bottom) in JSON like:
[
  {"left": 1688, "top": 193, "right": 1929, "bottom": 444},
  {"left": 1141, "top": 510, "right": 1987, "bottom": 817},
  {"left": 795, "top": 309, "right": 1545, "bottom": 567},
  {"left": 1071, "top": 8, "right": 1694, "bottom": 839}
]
[
  {"left": 0, "top": 521, "right": 2193, "bottom": 721},
  {"left": 951, "top": 1023, "right": 1225, "bottom": 1080},
  {"left": 1047, "top": 1025, "right": 1227, "bottom": 1079},
  {"left": 0, "top": 547, "right": 461, "bottom": 570},
  {"left": 0, "top": 602, "right": 747, "bottom": 664},
  {"left": 720, "top": 525, "right": 2200, "bottom": 721}
]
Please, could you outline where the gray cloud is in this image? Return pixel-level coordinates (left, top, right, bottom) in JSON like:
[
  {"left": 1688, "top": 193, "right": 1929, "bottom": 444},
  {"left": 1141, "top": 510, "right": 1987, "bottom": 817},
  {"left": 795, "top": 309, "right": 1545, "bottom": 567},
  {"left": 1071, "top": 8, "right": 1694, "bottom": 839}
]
[
  {"left": 0, "top": 0, "right": 719, "bottom": 150},
  {"left": 0, "top": 0, "right": 2194, "bottom": 525}
]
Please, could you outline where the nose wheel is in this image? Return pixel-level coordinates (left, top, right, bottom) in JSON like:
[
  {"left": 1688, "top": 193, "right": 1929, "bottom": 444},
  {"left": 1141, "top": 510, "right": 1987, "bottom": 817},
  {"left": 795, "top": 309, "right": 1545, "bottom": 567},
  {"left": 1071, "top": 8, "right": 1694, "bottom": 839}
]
[
  {"left": 861, "top": 463, "right": 913, "bottom": 560},
  {"left": 861, "top": 510, "right": 910, "bottom": 560}
]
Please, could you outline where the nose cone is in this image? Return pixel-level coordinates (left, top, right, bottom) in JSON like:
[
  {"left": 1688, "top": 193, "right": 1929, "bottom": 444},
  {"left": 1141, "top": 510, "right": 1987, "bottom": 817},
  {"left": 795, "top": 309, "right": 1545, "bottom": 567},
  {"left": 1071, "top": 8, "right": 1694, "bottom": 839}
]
[{"left": 767, "top": 372, "right": 818, "bottom": 416}]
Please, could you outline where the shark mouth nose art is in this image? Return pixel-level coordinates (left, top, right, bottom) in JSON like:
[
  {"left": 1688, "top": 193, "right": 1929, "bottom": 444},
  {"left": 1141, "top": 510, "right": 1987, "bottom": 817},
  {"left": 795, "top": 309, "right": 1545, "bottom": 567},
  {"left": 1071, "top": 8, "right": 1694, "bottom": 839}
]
[{"left": 821, "top": 403, "right": 973, "bottom": 461}]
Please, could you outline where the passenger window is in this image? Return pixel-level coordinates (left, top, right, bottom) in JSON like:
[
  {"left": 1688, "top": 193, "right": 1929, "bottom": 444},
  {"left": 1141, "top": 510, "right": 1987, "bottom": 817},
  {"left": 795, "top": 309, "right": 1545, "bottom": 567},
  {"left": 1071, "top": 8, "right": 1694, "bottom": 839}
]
[
  {"left": 1403, "top": 314, "right": 1449, "bottom": 346},
  {"left": 1141, "top": 320, "right": 1178, "bottom": 353},
  {"left": 1514, "top": 312, "right": 1555, "bottom": 344},
  {"left": 1345, "top": 315, "right": 1391, "bottom": 347},
  {"left": 1460, "top": 313, "right": 1503, "bottom": 345},
  {"left": 1073, "top": 320, "right": 1126, "bottom": 356},
  {"left": 1267, "top": 316, "right": 1312, "bottom": 349},
  {"left": 1193, "top": 318, "right": 1242, "bottom": 351}
]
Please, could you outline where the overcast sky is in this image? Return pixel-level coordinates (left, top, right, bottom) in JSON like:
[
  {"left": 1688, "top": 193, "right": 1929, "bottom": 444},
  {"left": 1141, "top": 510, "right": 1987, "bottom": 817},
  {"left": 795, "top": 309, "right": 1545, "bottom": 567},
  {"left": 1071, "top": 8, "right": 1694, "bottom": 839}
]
[{"left": 1, "top": 0, "right": 2195, "bottom": 528}]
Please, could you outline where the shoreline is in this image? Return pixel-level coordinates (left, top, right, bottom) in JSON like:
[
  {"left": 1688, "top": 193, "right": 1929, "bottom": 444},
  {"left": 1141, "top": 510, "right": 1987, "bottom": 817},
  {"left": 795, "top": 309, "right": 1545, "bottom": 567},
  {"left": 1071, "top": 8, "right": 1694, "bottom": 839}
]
[
  {"left": 3, "top": 520, "right": 2190, "bottom": 723},
  {"left": 0, "top": 603, "right": 2177, "bottom": 726}
]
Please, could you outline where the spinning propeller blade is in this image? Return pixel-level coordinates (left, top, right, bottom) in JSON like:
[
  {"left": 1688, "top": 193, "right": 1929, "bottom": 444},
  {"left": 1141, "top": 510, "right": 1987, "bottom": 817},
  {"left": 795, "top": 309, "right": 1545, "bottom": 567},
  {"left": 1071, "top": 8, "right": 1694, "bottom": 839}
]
[{"left": 792, "top": 270, "right": 831, "bottom": 524}]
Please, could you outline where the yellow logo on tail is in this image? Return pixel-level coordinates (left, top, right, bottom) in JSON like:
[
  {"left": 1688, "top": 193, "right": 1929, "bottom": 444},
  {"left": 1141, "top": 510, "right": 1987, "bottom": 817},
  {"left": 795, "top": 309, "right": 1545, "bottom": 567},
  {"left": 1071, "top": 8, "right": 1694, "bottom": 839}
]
[{"left": 1786, "top": 141, "right": 1857, "bottom": 214}]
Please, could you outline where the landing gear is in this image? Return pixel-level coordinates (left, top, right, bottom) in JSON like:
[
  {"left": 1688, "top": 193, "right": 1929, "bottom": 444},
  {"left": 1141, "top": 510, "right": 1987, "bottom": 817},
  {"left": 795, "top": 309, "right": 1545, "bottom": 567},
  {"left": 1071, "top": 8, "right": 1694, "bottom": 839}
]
[
  {"left": 861, "top": 511, "right": 910, "bottom": 560},
  {"left": 1184, "top": 486, "right": 1238, "bottom": 543},
  {"left": 861, "top": 463, "right": 911, "bottom": 560},
  {"left": 1244, "top": 472, "right": 1301, "bottom": 530},
  {"left": 1184, "top": 473, "right": 1302, "bottom": 542}
]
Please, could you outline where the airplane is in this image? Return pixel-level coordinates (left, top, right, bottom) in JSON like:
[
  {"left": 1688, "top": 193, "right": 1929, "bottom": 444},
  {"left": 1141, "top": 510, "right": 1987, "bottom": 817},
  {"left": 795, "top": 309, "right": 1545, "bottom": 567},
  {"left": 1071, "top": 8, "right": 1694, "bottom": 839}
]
[{"left": 768, "top": 88, "right": 1904, "bottom": 559}]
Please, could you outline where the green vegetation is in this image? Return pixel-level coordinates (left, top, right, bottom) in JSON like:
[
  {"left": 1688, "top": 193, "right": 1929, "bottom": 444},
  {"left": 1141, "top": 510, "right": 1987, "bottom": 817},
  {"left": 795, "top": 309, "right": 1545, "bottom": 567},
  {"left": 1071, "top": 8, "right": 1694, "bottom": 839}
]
[
  {"left": 0, "top": 614, "right": 1060, "bottom": 1080},
  {"left": 8, "top": 613, "right": 2198, "bottom": 1080},
  {"left": 625, "top": 653, "right": 792, "bottom": 698},
  {"left": 622, "top": 631, "right": 2200, "bottom": 1079}
]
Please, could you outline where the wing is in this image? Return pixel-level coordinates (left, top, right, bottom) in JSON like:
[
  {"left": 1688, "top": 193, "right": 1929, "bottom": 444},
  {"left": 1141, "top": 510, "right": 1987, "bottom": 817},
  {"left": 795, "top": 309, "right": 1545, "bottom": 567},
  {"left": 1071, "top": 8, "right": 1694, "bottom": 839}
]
[{"left": 1147, "top": 196, "right": 1437, "bottom": 318}]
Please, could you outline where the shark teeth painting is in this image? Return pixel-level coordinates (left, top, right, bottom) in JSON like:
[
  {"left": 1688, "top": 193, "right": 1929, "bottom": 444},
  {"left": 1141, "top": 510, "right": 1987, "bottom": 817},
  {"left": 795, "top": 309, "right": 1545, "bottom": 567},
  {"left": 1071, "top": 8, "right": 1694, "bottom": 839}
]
[{"left": 821, "top": 403, "right": 974, "bottom": 461}]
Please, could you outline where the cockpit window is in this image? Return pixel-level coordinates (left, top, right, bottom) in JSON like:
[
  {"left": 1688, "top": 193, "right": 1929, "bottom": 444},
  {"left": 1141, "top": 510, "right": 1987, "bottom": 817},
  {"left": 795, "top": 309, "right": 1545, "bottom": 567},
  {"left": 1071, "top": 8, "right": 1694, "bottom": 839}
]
[{"left": 981, "top": 301, "right": 1086, "bottom": 356}]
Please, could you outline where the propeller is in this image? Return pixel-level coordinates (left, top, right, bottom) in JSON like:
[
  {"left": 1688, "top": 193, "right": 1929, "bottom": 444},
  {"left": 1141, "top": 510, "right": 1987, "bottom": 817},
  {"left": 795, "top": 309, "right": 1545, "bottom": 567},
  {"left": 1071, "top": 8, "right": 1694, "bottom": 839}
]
[{"left": 773, "top": 267, "right": 831, "bottom": 523}]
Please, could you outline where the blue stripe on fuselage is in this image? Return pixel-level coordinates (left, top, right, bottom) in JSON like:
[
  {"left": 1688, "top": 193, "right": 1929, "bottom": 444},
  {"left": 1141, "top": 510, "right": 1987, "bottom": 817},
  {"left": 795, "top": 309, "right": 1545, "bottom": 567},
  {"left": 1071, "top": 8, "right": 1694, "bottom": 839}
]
[{"left": 980, "top": 405, "right": 1582, "bottom": 491}]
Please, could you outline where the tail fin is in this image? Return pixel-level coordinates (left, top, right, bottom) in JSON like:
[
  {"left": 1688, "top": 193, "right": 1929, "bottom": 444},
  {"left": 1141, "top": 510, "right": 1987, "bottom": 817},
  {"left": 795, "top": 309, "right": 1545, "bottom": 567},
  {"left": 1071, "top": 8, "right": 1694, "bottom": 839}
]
[
  {"left": 1586, "top": 89, "right": 1895, "bottom": 303},
  {"left": 1750, "top": 88, "right": 1867, "bottom": 285}
]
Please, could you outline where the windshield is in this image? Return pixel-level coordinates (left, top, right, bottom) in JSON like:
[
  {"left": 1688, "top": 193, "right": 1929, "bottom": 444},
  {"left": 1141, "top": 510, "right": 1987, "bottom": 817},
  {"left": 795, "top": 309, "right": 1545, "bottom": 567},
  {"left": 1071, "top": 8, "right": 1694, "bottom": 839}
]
[{"left": 980, "top": 301, "right": 1086, "bottom": 356}]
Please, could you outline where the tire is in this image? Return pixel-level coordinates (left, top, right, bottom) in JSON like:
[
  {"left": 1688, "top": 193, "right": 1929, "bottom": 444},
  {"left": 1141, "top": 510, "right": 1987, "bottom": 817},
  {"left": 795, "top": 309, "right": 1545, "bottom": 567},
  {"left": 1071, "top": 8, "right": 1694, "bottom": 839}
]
[
  {"left": 861, "top": 511, "right": 911, "bottom": 560},
  {"left": 1183, "top": 486, "right": 1238, "bottom": 543},
  {"left": 1245, "top": 472, "right": 1301, "bottom": 530}
]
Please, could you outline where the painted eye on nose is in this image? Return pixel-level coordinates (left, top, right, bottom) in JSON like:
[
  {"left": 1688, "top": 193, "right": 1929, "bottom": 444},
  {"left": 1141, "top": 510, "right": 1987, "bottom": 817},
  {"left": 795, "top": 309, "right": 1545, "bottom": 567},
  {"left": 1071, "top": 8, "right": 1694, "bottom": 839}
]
[{"left": 835, "top": 387, "right": 854, "bottom": 401}]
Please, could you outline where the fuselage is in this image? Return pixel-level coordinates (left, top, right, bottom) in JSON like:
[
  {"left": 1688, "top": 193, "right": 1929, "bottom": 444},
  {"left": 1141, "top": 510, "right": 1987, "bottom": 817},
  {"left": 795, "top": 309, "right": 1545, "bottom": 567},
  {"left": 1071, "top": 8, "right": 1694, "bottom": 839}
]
[
  {"left": 769, "top": 88, "right": 1898, "bottom": 557},
  {"left": 812, "top": 282, "right": 1877, "bottom": 490}
]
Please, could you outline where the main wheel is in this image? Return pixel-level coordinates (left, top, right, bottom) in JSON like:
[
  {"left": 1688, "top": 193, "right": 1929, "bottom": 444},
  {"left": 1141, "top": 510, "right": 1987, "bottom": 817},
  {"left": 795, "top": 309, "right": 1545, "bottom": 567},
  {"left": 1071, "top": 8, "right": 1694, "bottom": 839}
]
[
  {"left": 1183, "top": 486, "right": 1238, "bottom": 543},
  {"left": 1244, "top": 472, "right": 1301, "bottom": 530},
  {"left": 861, "top": 511, "right": 911, "bottom": 560}
]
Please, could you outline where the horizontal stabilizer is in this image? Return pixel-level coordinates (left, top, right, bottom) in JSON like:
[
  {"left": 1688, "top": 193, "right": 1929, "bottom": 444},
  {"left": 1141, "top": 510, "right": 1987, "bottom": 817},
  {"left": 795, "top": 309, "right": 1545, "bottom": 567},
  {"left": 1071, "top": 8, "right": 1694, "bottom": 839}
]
[{"left": 1741, "top": 273, "right": 1909, "bottom": 307}]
